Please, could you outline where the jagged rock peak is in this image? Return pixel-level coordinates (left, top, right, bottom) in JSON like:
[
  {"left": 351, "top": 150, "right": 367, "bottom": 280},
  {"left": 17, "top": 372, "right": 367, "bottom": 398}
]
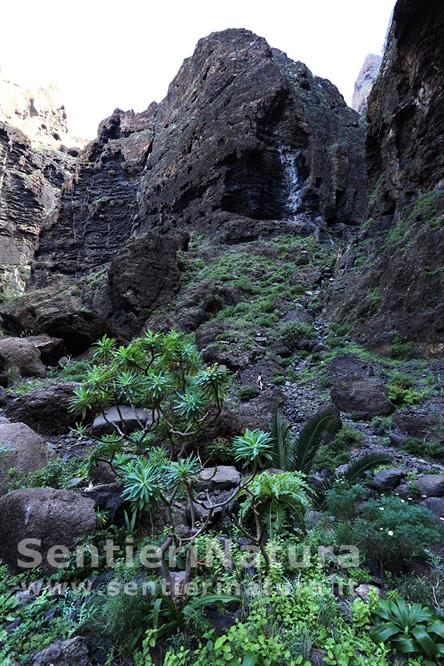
[
  {"left": 0, "top": 78, "right": 86, "bottom": 150},
  {"left": 351, "top": 54, "right": 382, "bottom": 114},
  {"left": 33, "top": 28, "right": 365, "bottom": 284}
]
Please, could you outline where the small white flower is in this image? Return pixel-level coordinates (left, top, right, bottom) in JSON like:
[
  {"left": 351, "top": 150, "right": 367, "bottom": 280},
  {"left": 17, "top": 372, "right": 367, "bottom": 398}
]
[
  {"left": 422, "top": 494, "right": 427, "bottom": 498},
  {"left": 400, "top": 499, "right": 405, "bottom": 503},
  {"left": 407, "top": 497, "right": 413, "bottom": 501},
  {"left": 379, "top": 507, "right": 384, "bottom": 511},
  {"left": 440, "top": 517, "right": 444, "bottom": 522},
  {"left": 379, "top": 527, "right": 383, "bottom": 531},
  {"left": 387, "top": 530, "right": 394, "bottom": 536}
]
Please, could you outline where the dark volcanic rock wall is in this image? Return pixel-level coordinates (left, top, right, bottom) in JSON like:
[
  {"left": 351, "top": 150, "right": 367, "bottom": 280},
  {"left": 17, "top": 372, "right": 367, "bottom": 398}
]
[
  {"left": 366, "top": 0, "right": 444, "bottom": 224},
  {"left": 138, "top": 30, "right": 365, "bottom": 236},
  {"left": 329, "top": 0, "right": 444, "bottom": 348},
  {"left": 32, "top": 29, "right": 365, "bottom": 283},
  {"left": 33, "top": 106, "right": 156, "bottom": 284},
  {"left": 0, "top": 121, "right": 75, "bottom": 296}
]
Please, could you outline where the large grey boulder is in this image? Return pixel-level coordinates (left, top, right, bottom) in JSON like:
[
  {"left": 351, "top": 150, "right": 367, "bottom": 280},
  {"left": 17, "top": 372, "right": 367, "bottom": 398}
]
[
  {"left": 0, "top": 337, "right": 45, "bottom": 385},
  {"left": 370, "top": 469, "right": 405, "bottom": 492},
  {"left": 6, "top": 382, "right": 78, "bottom": 434},
  {"left": 92, "top": 405, "right": 154, "bottom": 436},
  {"left": 331, "top": 378, "right": 393, "bottom": 419},
  {"left": 415, "top": 475, "right": 444, "bottom": 498},
  {"left": 0, "top": 422, "right": 49, "bottom": 496},
  {"left": 199, "top": 466, "right": 241, "bottom": 489},
  {"left": 0, "top": 488, "right": 96, "bottom": 572}
]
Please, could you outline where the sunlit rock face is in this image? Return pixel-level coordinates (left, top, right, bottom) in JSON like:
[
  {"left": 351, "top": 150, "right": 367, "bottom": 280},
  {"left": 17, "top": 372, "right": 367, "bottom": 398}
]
[
  {"left": 0, "top": 79, "right": 85, "bottom": 150},
  {"left": 351, "top": 54, "right": 382, "bottom": 115},
  {"left": 33, "top": 29, "right": 365, "bottom": 282}
]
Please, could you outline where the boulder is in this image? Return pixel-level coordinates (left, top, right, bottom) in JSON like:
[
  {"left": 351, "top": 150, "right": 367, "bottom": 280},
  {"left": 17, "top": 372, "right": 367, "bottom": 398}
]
[
  {"left": 82, "top": 483, "right": 123, "bottom": 522},
  {"left": 370, "top": 469, "right": 405, "bottom": 492},
  {"left": 0, "top": 488, "right": 96, "bottom": 572},
  {"left": 327, "top": 354, "right": 376, "bottom": 383},
  {"left": 31, "top": 637, "right": 89, "bottom": 666},
  {"left": 393, "top": 399, "right": 444, "bottom": 443},
  {"left": 415, "top": 475, "right": 444, "bottom": 498},
  {"left": 91, "top": 405, "right": 155, "bottom": 436},
  {"left": 0, "top": 337, "right": 45, "bottom": 384},
  {"left": 355, "top": 584, "right": 380, "bottom": 602},
  {"left": 0, "top": 422, "right": 49, "bottom": 496},
  {"left": 1, "top": 293, "right": 117, "bottom": 355},
  {"left": 6, "top": 383, "right": 78, "bottom": 434},
  {"left": 199, "top": 466, "right": 241, "bottom": 490},
  {"left": 420, "top": 497, "right": 444, "bottom": 530},
  {"left": 331, "top": 378, "right": 393, "bottom": 419}
]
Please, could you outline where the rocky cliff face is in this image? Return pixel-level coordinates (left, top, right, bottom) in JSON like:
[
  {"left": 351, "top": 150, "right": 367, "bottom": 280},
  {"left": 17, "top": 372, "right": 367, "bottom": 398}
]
[
  {"left": 0, "top": 79, "right": 85, "bottom": 150},
  {"left": 351, "top": 54, "right": 382, "bottom": 114},
  {"left": 0, "top": 121, "right": 76, "bottom": 297},
  {"left": 137, "top": 30, "right": 365, "bottom": 237},
  {"left": 329, "top": 0, "right": 444, "bottom": 348},
  {"left": 32, "top": 107, "right": 156, "bottom": 284},
  {"left": 32, "top": 29, "right": 365, "bottom": 284}
]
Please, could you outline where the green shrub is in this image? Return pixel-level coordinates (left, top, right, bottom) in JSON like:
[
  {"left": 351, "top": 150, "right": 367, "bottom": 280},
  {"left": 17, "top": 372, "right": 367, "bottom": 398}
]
[
  {"left": 279, "top": 321, "right": 316, "bottom": 350},
  {"left": 71, "top": 330, "right": 230, "bottom": 460},
  {"left": 237, "top": 386, "right": 261, "bottom": 402},
  {"left": 402, "top": 437, "right": 443, "bottom": 461},
  {"left": 335, "top": 496, "right": 440, "bottom": 572},
  {"left": 50, "top": 358, "right": 91, "bottom": 383},
  {"left": 390, "top": 335, "right": 416, "bottom": 360},
  {"left": 325, "top": 481, "right": 367, "bottom": 520},
  {"left": 238, "top": 470, "right": 311, "bottom": 538}
]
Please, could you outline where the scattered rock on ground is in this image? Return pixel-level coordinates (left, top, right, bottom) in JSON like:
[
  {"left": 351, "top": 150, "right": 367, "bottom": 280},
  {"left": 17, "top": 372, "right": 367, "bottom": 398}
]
[{"left": 31, "top": 636, "right": 89, "bottom": 666}]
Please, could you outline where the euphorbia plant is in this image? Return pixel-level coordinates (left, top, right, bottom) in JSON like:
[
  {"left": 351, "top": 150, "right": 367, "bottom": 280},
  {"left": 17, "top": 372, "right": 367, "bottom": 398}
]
[{"left": 71, "top": 330, "right": 230, "bottom": 464}]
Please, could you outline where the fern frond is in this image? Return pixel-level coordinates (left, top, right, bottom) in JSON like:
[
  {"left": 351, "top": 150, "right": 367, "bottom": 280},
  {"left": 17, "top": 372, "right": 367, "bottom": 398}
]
[
  {"left": 290, "top": 410, "right": 335, "bottom": 475},
  {"left": 270, "top": 404, "right": 292, "bottom": 470},
  {"left": 343, "top": 452, "right": 391, "bottom": 482}
]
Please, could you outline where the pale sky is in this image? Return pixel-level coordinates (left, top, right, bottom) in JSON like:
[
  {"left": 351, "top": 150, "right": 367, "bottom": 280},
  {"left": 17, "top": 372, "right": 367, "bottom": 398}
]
[{"left": 0, "top": 0, "right": 395, "bottom": 139}]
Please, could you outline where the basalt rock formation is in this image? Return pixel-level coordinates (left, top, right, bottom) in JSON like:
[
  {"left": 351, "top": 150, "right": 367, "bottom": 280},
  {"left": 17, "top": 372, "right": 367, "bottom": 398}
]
[
  {"left": 31, "top": 107, "right": 156, "bottom": 285},
  {"left": 329, "top": 0, "right": 444, "bottom": 348},
  {"left": 0, "top": 121, "right": 76, "bottom": 297},
  {"left": 136, "top": 30, "right": 365, "bottom": 237},
  {"left": 32, "top": 29, "right": 365, "bottom": 287},
  {"left": 351, "top": 54, "right": 382, "bottom": 115}
]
